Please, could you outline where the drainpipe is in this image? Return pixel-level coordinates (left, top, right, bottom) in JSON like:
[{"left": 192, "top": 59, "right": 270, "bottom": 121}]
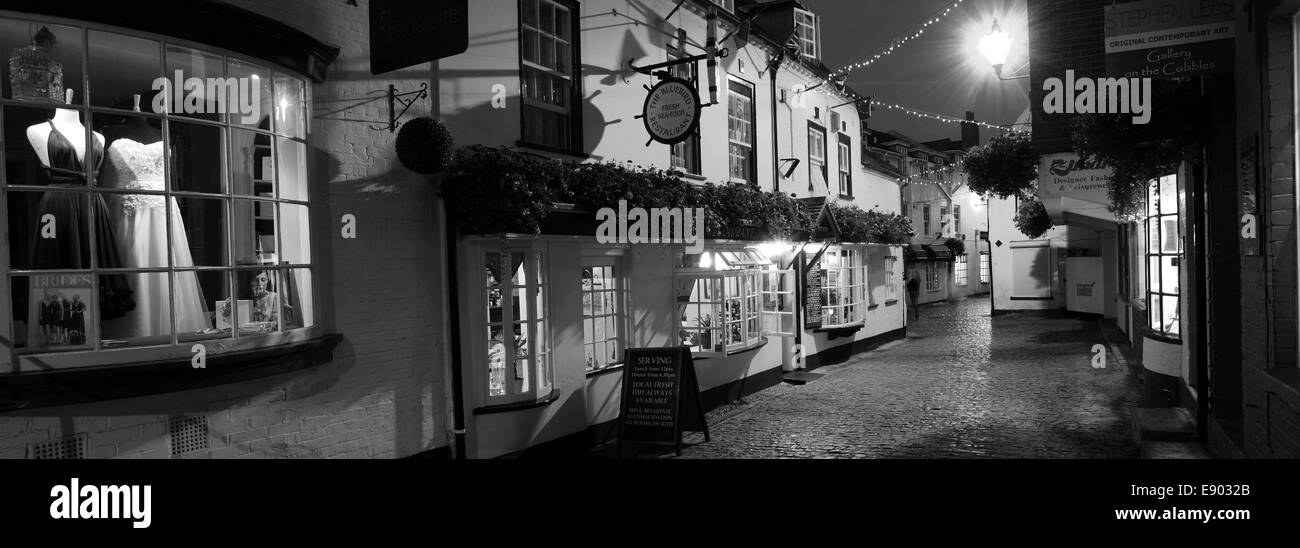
[
  {"left": 770, "top": 53, "right": 783, "bottom": 193},
  {"left": 433, "top": 59, "right": 467, "bottom": 460}
]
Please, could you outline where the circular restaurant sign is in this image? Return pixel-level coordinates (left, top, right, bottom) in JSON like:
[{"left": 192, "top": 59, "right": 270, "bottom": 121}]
[{"left": 642, "top": 77, "right": 701, "bottom": 146}]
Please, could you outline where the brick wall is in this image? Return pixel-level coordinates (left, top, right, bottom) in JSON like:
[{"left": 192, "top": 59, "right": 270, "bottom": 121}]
[
  {"left": 1028, "top": 0, "right": 1108, "bottom": 155},
  {"left": 0, "top": 0, "right": 449, "bottom": 459},
  {"left": 1239, "top": 1, "right": 1300, "bottom": 458}
]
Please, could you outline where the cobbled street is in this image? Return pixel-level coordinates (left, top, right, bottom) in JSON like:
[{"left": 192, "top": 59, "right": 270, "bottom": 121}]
[{"left": 675, "top": 296, "right": 1143, "bottom": 459}]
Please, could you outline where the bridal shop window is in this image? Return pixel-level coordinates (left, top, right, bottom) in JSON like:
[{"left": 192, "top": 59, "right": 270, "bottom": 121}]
[{"left": 0, "top": 16, "right": 315, "bottom": 367}]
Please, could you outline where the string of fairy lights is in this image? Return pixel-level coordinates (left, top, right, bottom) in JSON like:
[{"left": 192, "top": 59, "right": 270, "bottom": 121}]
[
  {"left": 898, "top": 161, "right": 967, "bottom": 185},
  {"left": 810, "top": 0, "right": 968, "bottom": 90}
]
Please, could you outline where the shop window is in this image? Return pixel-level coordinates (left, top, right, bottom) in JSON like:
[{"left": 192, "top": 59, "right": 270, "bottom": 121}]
[
  {"left": 581, "top": 260, "right": 624, "bottom": 373},
  {"left": 483, "top": 245, "right": 552, "bottom": 402},
  {"left": 1146, "top": 174, "right": 1181, "bottom": 338},
  {"left": 955, "top": 254, "right": 969, "bottom": 287},
  {"left": 1, "top": 17, "right": 314, "bottom": 371},
  {"left": 667, "top": 44, "right": 700, "bottom": 175},
  {"left": 820, "top": 246, "right": 867, "bottom": 327},
  {"left": 979, "top": 252, "right": 990, "bottom": 284},
  {"left": 837, "top": 134, "right": 852, "bottom": 196},
  {"left": 925, "top": 262, "right": 940, "bottom": 292},
  {"left": 520, "top": 0, "right": 581, "bottom": 152},
  {"left": 808, "top": 122, "right": 826, "bottom": 192},
  {"left": 728, "top": 78, "right": 755, "bottom": 183},
  {"left": 675, "top": 249, "right": 790, "bottom": 356}
]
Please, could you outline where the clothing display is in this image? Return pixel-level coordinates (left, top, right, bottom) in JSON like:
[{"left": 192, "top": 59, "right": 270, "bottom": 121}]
[
  {"left": 29, "top": 119, "right": 136, "bottom": 320},
  {"left": 101, "top": 135, "right": 210, "bottom": 336}
]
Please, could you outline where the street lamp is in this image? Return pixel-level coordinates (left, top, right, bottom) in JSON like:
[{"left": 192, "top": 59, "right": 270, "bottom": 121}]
[{"left": 979, "top": 20, "right": 1027, "bottom": 80}]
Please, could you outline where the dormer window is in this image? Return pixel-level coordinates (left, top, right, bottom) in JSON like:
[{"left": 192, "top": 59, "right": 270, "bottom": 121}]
[{"left": 794, "top": 9, "right": 820, "bottom": 60}]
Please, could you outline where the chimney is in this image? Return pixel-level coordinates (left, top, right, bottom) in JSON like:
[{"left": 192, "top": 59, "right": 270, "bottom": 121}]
[{"left": 961, "top": 111, "right": 979, "bottom": 149}]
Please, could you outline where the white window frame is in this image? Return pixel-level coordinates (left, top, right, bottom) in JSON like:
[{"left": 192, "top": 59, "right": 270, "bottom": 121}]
[
  {"left": 925, "top": 262, "right": 941, "bottom": 292},
  {"left": 954, "top": 205, "right": 962, "bottom": 237},
  {"left": 728, "top": 77, "right": 755, "bottom": 183},
  {"left": 675, "top": 249, "right": 791, "bottom": 357},
  {"left": 581, "top": 256, "right": 627, "bottom": 374},
  {"left": 820, "top": 246, "right": 867, "bottom": 328},
  {"left": 476, "top": 240, "right": 553, "bottom": 405},
  {"left": 709, "top": 0, "right": 735, "bottom": 12},
  {"left": 979, "top": 252, "right": 991, "bottom": 285},
  {"left": 808, "top": 122, "right": 826, "bottom": 192},
  {"left": 1145, "top": 173, "right": 1182, "bottom": 338},
  {"left": 519, "top": 0, "right": 578, "bottom": 150},
  {"left": 955, "top": 254, "right": 969, "bottom": 287},
  {"left": 837, "top": 135, "right": 852, "bottom": 196},
  {"left": 884, "top": 256, "right": 899, "bottom": 300},
  {"left": 0, "top": 13, "right": 320, "bottom": 374},
  {"left": 793, "top": 8, "right": 820, "bottom": 60}
]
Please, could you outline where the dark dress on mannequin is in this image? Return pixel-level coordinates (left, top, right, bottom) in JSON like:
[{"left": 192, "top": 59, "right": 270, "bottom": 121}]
[{"left": 30, "top": 120, "right": 135, "bottom": 320}]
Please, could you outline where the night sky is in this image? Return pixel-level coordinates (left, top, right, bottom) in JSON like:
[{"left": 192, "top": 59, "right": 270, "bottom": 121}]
[{"left": 800, "top": 0, "right": 1031, "bottom": 144}]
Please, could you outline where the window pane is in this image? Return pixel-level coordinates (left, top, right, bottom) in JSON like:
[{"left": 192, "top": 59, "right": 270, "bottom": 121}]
[
  {"left": 175, "top": 196, "right": 228, "bottom": 267},
  {"left": 1161, "top": 256, "right": 1179, "bottom": 294},
  {"left": 185, "top": 269, "right": 232, "bottom": 342},
  {"left": 554, "top": 6, "right": 571, "bottom": 39},
  {"left": 229, "top": 128, "right": 273, "bottom": 196},
  {"left": 488, "top": 325, "right": 506, "bottom": 397},
  {"left": 226, "top": 58, "right": 273, "bottom": 129},
  {"left": 102, "top": 193, "right": 169, "bottom": 268},
  {"left": 1161, "top": 295, "right": 1180, "bottom": 335},
  {"left": 1148, "top": 256, "right": 1162, "bottom": 294},
  {"left": 540, "top": 2, "right": 554, "bottom": 34},
  {"left": 164, "top": 45, "right": 224, "bottom": 122},
  {"left": 238, "top": 269, "right": 282, "bottom": 334},
  {"left": 169, "top": 121, "right": 225, "bottom": 194},
  {"left": 89, "top": 31, "right": 161, "bottom": 111},
  {"left": 282, "top": 203, "right": 311, "bottom": 265},
  {"left": 232, "top": 197, "right": 275, "bottom": 266},
  {"left": 273, "top": 72, "right": 305, "bottom": 139},
  {"left": 522, "top": 0, "right": 537, "bottom": 27},
  {"left": 274, "top": 138, "right": 306, "bottom": 201},
  {"left": 282, "top": 268, "right": 314, "bottom": 329},
  {"left": 2, "top": 20, "right": 84, "bottom": 104},
  {"left": 8, "top": 190, "right": 92, "bottom": 270},
  {"left": 1159, "top": 175, "right": 1178, "bottom": 215},
  {"left": 540, "top": 35, "right": 555, "bottom": 70},
  {"left": 100, "top": 272, "right": 171, "bottom": 346},
  {"left": 522, "top": 30, "right": 538, "bottom": 65}
]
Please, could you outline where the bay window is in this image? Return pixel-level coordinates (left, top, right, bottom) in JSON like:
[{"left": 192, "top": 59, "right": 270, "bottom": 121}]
[
  {"left": 675, "top": 249, "right": 792, "bottom": 356},
  {"left": 1, "top": 15, "right": 316, "bottom": 372},
  {"left": 1146, "top": 174, "right": 1181, "bottom": 338},
  {"left": 820, "top": 246, "right": 866, "bottom": 328},
  {"left": 481, "top": 243, "right": 552, "bottom": 402}
]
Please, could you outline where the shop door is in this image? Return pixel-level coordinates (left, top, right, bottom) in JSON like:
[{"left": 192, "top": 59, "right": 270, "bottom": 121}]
[{"left": 1066, "top": 257, "right": 1104, "bottom": 315}]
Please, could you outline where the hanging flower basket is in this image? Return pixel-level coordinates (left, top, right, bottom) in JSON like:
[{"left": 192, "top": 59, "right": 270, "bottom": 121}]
[{"left": 396, "top": 117, "right": 455, "bottom": 175}]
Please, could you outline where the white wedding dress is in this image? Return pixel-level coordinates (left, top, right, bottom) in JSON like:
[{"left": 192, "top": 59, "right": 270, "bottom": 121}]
[{"left": 102, "top": 138, "right": 210, "bottom": 338}]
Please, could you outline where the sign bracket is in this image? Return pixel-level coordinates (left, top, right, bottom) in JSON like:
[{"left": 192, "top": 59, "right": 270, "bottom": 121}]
[{"left": 312, "top": 83, "right": 428, "bottom": 133}]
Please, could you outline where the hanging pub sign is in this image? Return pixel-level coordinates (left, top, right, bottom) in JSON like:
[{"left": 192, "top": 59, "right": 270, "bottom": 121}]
[
  {"left": 639, "top": 77, "right": 701, "bottom": 146},
  {"left": 369, "top": 0, "right": 469, "bottom": 75},
  {"left": 617, "top": 347, "right": 709, "bottom": 457},
  {"left": 1104, "top": 0, "right": 1234, "bottom": 78}
]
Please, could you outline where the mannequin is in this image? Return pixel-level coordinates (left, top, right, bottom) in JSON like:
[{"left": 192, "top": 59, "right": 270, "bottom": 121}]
[
  {"left": 27, "top": 88, "right": 135, "bottom": 323},
  {"left": 26, "top": 89, "right": 102, "bottom": 171},
  {"left": 100, "top": 93, "right": 210, "bottom": 338}
]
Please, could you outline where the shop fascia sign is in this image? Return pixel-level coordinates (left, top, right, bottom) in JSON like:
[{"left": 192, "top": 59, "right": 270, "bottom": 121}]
[
  {"left": 1104, "top": 0, "right": 1234, "bottom": 78},
  {"left": 1037, "top": 153, "right": 1113, "bottom": 202}
]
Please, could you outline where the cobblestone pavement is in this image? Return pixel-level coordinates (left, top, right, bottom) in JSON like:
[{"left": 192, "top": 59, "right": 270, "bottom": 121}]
[{"left": 675, "top": 296, "right": 1143, "bottom": 459}]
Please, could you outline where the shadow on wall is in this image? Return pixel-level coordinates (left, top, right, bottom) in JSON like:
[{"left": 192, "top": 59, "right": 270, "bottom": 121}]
[{"left": 438, "top": 93, "right": 617, "bottom": 160}]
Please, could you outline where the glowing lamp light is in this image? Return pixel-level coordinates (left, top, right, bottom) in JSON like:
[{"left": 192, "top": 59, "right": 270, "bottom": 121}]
[{"left": 978, "top": 20, "right": 1013, "bottom": 76}]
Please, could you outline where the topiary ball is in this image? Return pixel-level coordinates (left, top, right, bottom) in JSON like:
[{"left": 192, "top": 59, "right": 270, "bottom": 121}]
[{"left": 396, "top": 117, "right": 454, "bottom": 175}]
